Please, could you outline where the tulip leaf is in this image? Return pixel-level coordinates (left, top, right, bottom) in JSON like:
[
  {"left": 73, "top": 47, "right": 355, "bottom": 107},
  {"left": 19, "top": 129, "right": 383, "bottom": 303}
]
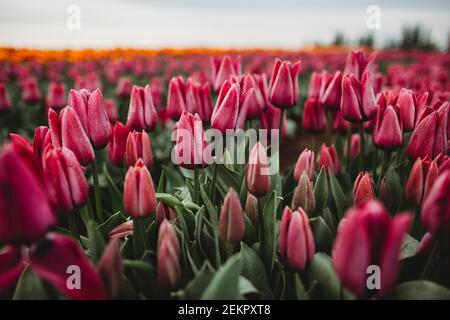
[
  {"left": 156, "top": 192, "right": 182, "bottom": 207},
  {"left": 162, "top": 164, "right": 185, "bottom": 191},
  {"left": 314, "top": 167, "right": 328, "bottom": 216},
  {"left": 385, "top": 167, "right": 402, "bottom": 212},
  {"left": 194, "top": 206, "right": 206, "bottom": 255},
  {"left": 238, "top": 276, "right": 260, "bottom": 297},
  {"left": 261, "top": 190, "right": 278, "bottom": 276},
  {"left": 387, "top": 281, "right": 450, "bottom": 300},
  {"left": 328, "top": 172, "right": 349, "bottom": 219},
  {"left": 183, "top": 261, "right": 215, "bottom": 299},
  {"left": 13, "top": 267, "right": 49, "bottom": 300},
  {"left": 102, "top": 162, "right": 123, "bottom": 212},
  {"left": 243, "top": 214, "right": 257, "bottom": 245},
  {"left": 294, "top": 274, "right": 310, "bottom": 300},
  {"left": 157, "top": 171, "right": 165, "bottom": 193},
  {"left": 399, "top": 234, "right": 419, "bottom": 260},
  {"left": 310, "top": 216, "right": 334, "bottom": 253},
  {"left": 200, "top": 185, "right": 221, "bottom": 268},
  {"left": 201, "top": 255, "right": 243, "bottom": 300},
  {"left": 86, "top": 221, "right": 106, "bottom": 264},
  {"left": 97, "top": 211, "right": 127, "bottom": 237},
  {"left": 240, "top": 243, "right": 273, "bottom": 299}
]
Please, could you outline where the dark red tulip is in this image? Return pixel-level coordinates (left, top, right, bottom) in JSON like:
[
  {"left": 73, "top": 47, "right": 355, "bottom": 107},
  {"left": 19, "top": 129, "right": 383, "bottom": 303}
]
[
  {"left": 332, "top": 111, "right": 351, "bottom": 134},
  {"left": 156, "top": 202, "right": 177, "bottom": 225},
  {"left": 33, "top": 126, "right": 52, "bottom": 164},
  {"left": 107, "top": 121, "right": 130, "bottom": 167},
  {"left": 332, "top": 200, "right": 411, "bottom": 297},
  {"left": 302, "top": 97, "right": 327, "bottom": 134},
  {"left": 157, "top": 220, "right": 181, "bottom": 289},
  {"left": 125, "top": 130, "right": 153, "bottom": 167},
  {"left": 372, "top": 104, "right": 403, "bottom": 150},
  {"left": 317, "top": 143, "right": 340, "bottom": 174},
  {"left": 0, "top": 246, "right": 25, "bottom": 295},
  {"left": 397, "top": 89, "right": 417, "bottom": 132},
  {"left": 246, "top": 142, "right": 271, "bottom": 197},
  {"left": 268, "top": 58, "right": 301, "bottom": 109},
  {"left": 345, "top": 134, "right": 360, "bottom": 161},
  {"left": 341, "top": 71, "right": 377, "bottom": 122},
  {"left": 219, "top": 188, "right": 245, "bottom": 245},
  {"left": 279, "top": 207, "right": 315, "bottom": 270},
  {"left": 126, "top": 85, "right": 158, "bottom": 131},
  {"left": 245, "top": 192, "right": 259, "bottom": 225}
]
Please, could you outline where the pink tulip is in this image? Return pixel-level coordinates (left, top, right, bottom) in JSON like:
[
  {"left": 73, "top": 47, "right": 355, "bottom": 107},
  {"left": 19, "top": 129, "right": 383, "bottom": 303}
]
[
  {"left": 0, "top": 246, "right": 25, "bottom": 294},
  {"left": 107, "top": 121, "right": 130, "bottom": 167},
  {"left": 302, "top": 97, "right": 327, "bottom": 134},
  {"left": 294, "top": 148, "right": 315, "bottom": 181},
  {"left": 232, "top": 73, "right": 266, "bottom": 119},
  {"left": 405, "top": 157, "right": 438, "bottom": 205},
  {"left": 268, "top": 58, "right": 301, "bottom": 109},
  {"left": 320, "top": 71, "right": 343, "bottom": 110},
  {"left": 372, "top": 104, "right": 403, "bottom": 150},
  {"left": 353, "top": 172, "right": 375, "bottom": 206},
  {"left": 126, "top": 85, "right": 158, "bottom": 131},
  {"left": 46, "top": 81, "right": 66, "bottom": 111},
  {"left": 0, "top": 83, "right": 11, "bottom": 111},
  {"left": 33, "top": 126, "right": 52, "bottom": 165},
  {"left": 116, "top": 77, "right": 132, "bottom": 99},
  {"left": 167, "top": 76, "right": 186, "bottom": 121},
  {"left": 97, "top": 238, "right": 123, "bottom": 298},
  {"left": 125, "top": 130, "right": 153, "bottom": 167},
  {"left": 104, "top": 98, "right": 119, "bottom": 123},
  {"left": 156, "top": 202, "right": 177, "bottom": 225},
  {"left": 246, "top": 142, "right": 271, "bottom": 197},
  {"left": 219, "top": 188, "right": 245, "bottom": 245},
  {"left": 21, "top": 78, "right": 41, "bottom": 104},
  {"left": 343, "top": 50, "right": 377, "bottom": 80},
  {"left": 211, "top": 55, "right": 241, "bottom": 92},
  {"left": 317, "top": 143, "right": 340, "bottom": 174},
  {"left": 341, "top": 71, "right": 377, "bottom": 122},
  {"left": 157, "top": 220, "right": 181, "bottom": 289}
]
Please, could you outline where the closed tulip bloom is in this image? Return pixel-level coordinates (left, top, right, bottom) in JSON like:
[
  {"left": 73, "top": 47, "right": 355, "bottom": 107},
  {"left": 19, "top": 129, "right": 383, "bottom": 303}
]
[
  {"left": 279, "top": 207, "right": 315, "bottom": 270},
  {"left": 372, "top": 105, "right": 403, "bottom": 150},
  {"left": 0, "top": 143, "right": 55, "bottom": 244},
  {"left": 397, "top": 89, "right": 417, "bottom": 132},
  {"left": 0, "top": 83, "right": 11, "bottom": 111},
  {"left": 185, "top": 78, "right": 213, "bottom": 122},
  {"left": 0, "top": 246, "right": 25, "bottom": 295},
  {"left": 307, "top": 71, "right": 322, "bottom": 99},
  {"left": 108, "top": 220, "right": 133, "bottom": 239},
  {"left": 404, "top": 157, "right": 438, "bottom": 205},
  {"left": 211, "top": 55, "right": 241, "bottom": 92},
  {"left": 21, "top": 78, "right": 41, "bottom": 104},
  {"left": 174, "top": 111, "right": 211, "bottom": 169},
  {"left": 302, "top": 97, "right": 327, "bottom": 134},
  {"left": 320, "top": 71, "right": 343, "bottom": 110},
  {"left": 219, "top": 188, "right": 245, "bottom": 245},
  {"left": 68, "top": 88, "right": 112, "bottom": 149},
  {"left": 379, "top": 176, "right": 393, "bottom": 209},
  {"left": 107, "top": 121, "right": 130, "bottom": 167},
  {"left": 97, "top": 238, "right": 123, "bottom": 298},
  {"left": 353, "top": 172, "right": 375, "bottom": 206},
  {"left": 294, "top": 148, "right": 315, "bottom": 181},
  {"left": 407, "top": 102, "right": 449, "bottom": 160},
  {"left": 421, "top": 170, "right": 450, "bottom": 237},
  {"left": 104, "top": 98, "right": 119, "bottom": 123},
  {"left": 33, "top": 126, "right": 52, "bottom": 164},
  {"left": 116, "top": 77, "right": 132, "bottom": 99},
  {"left": 246, "top": 142, "right": 271, "bottom": 197},
  {"left": 167, "top": 76, "right": 186, "bottom": 121},
  {"left": 211, "top": 81, "right": 254, "bottom": 133},
  {"left": 156, "top": 202, "right": 177, "bottom": 225},
  {"left": 9, "top": 133, "right": 33, "bottom": 156},
  {"left": 150, "top": 76, "right": 163, "bottom": 110},
  {"left": 123, "top": 159, "right": 157, "bottom": 218},
  {"left": 344, "top": 134, "right": 360, "bottom": 161},
  {"left": 126, "top": 85, "right": 158, "bottom": 131},
  {"left": 292, "top": 172, "right": 316, "bottom": 214},
  {"left": 341, "top": 71, "right": 377, "bottom": 122},
  {"left": 245, "top": 192, "right": 259, "bottom": 225},
  {"left": 157, "top": 220, "right": 181, "bottom": 289},
  {"left": 343, "top": 50, "right": 377, "bottom": 80},
  {"left": 317, "top": 143, "right": 340, "bottom": 174},
  {"left": 42, "top": 146, "right": 89, "bottom": 212},
  {"left": 46, "top": 81, "right": 66, "bottom": 111},
  {"left": 234, "top": 73, "right": 266, "bottom": 119},
  {"left": 125, "top": 130, "right": 153, "bottom": 167},
  {"left": 332, "top": 200, "right": 412, "bottom": 297},
  {"left": 268, "top": 58, "right": 301, "bottom": 109}
]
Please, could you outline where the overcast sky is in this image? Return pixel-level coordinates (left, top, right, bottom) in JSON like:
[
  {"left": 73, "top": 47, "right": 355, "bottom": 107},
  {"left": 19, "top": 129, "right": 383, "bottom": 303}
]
[{"left": 0, "top": 0, "right": 449, "bottom": 49}]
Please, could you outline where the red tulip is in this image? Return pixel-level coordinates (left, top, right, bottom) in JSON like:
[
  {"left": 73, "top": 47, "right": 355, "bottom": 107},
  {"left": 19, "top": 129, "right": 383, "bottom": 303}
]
[
  {"left": 294, "top": 148, "right": 315, "bottom": 181},
  {"left": 116, "top": 77, "right": 132, "bottom": 99},
  {"left": 33, "top": 126, "right": 52, "bottom": 164},
  {"left": 332, "top": 111, "right": 351, "bottom": 134},
  {"left": 307, "top": 71, "right": 322, "bottom": 99},
  {"left": 232, "top": 73, "right": 266, "bottom": 119},
  {"left": 9, "top": 133, "right": 33, "bottom": 155},
  {"left": 341, "top": 71, "right": 377, "bottom": 122},
  {"left": 126, "top": 85, "right": 158, "bottom": 131},
  {"left": 0, "top": 246, "right": 25, "bottom": 295},
  {"left": 246, "top": 142, "right": 271, "bottom": 197},
  {"left": 279, "top": 207, "right": 315, "bottom": 270},
  {"left": 174, "top": 111, "right": 211, "bottom": 169},
  {"left": 211, "top": 55, "right": 241, "bottom": 92},
  {"left": 353, "top": 172, "right": 375, "bottom": 206},
  {"left": 292, "top": 172, "right": 316, "bottom": 213},
  {"left": 345, "top": 134, "right": 361, "bottom": 161},
  {"left": 21, "top": 78, "right": 41, "bottom": 104},
  {"left": 107, "top": 121, "right": 130, "bottom": 167},
  {"left": 0, "top": 143, "right": 55, "bottom": 244},
  {"left": 185, "top": 78, "right": 213, "bottom": 122},
  {"left": 68, "top": 88, "right": 112, "bottom": 149},
  {"left": 372, "top": 104, "right": 403, "bottom": 150},
  {"left": 125, "top": 130, "right": 153, "bottom": 167},
  {"left": 157, "top": 220, "right": 181, "bottom": 289},
  {"left": 0, "top": 83, "right": 11, "bottom": 111},
  {"left": 156, "top": 202, "right": 177, "bottom": 225},
  {"left": 302, "top": 97, "right": 327, "bottom": 134},
  {"left": 343, "top": 50, "right": 377, "bottom": 80},
  {"left": 405, "top": 157, "right": 438, "bottom": 205},
  {"left": 29, "top": 233, "right": 106, "bottom": 300},
  {"left": 268, "top": 58, "right": 301, "bottom": 109},
  {"left": 150, "top": 76, "right": 163, "bottom": 110},
  {"left": 104, "top": 98, "right": 119, "bottom": 124},
  {"left": 421, "top": 170, "right": 450, "bottom": 237},
  {"left": 320, "top": 71, "right": 343, "bottom": 110},
  {"left": 397, "top": 89, "right": 417, "bottom": 132},
  {"left": 219, "top": 188, "right": 245, "bottom": 245},
  {"left": 46, "top": 81, "right": 66, "bottom": 111},
  {"left": 317, "top": 143, "right": 340, "bottom": 174},
  {"left": 407, "top": 102, "right": 448, "bottom": 160},
  {"left": 42, "top": 145, "right": 89, "bottom": 212},
  {"left": 245, "top": 192, "right": 259, "bottom": 225},
  {"left": 97, "top": 238, "right": 123, "bottom": 298},
  {"left": 167, "top": 76, "right": 186, "bottom": 121},
  {"left": 332, "top": 200, "right": 411, "bottom": 297},
  {"left": 211, "top": 80, "right": 255, "bottom": 133},
  {"left": 108, "top": 220, "right": 133, "bottom": 239}
]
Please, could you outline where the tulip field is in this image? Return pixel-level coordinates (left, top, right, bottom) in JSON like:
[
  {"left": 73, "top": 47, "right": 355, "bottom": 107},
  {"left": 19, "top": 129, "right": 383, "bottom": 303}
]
[{"left": 0, "top": 47, "right": 449, "bottom": 301}]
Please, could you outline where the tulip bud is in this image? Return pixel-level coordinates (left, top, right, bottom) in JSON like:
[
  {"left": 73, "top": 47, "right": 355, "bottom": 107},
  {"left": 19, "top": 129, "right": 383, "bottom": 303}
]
[
  {"left": 317, "top": 143, "right": 340, "bottom": 174},
  {"left": 104, "top": 99, "right": 119, "bottom": 124},
  {"left": 378, "top": 175, "right": 392, "bottom": 209},
  {"left": 332, "top": 200, "right": 411, "bottom": 297},
  {"left": 211, "top": 55, "right": 241, "bottom": 93},
  {"left": 167, "top": 76, "right": 186, "bottom": 121},
  {"left": 156, "top": 202, "right": 177, "bottom": 225},
  {"left": 343, "top": 50, "right": 376, "bottom": 81},
  {"left": 246, "top": 142, "right": 271, "bottom": 197},
  {"left": 292, "top": 172, "right": 316, "bottom": 213},
  {"left": 174, "top": 111, "right": 211, "bottom": 169},
  {"left": 125, "top": 130, "right": 153, "bottom": 167},
  {"left": 219, "top": 188, "right": 245, "bottom": 245},
  {"left": 0, "top": 83, "right": 11, "bottom": 111},
  {"left": 108, "top": 220, "right": 133, "bottom": 239},
  {"left": 107, "top": 121, "right": 130, "bottom": 167},
  {"left": 116, "top": 77, "right": 132, "bottom": 99},
  {"left": 123, "top": 159, "right": 157, "bottom": 218},
  {"left": 294, "top": 148, "right": 315, "bottom": 181},
  {"left": 245, "top": 192, "right": 259, "bottom": 225},
  {"left": 126, "top": 85, "right": 158, "bottom": 131},
  {"left": 302, "top": 97, "right": 327, "bottom": 134},
  {"left": 33, "top": 126, "right": 52, "bottom": 164},
  {"left": 353, "top": 172, "right": 375, "bottom": 206},
  {"left": 0, "top": 143, "right": 56, "bottom": 244},
  {"left": 185, "top": 78, "right": 213, "bottom": 122},
  {"left": 46, "top": 81, "right": 66, "bottom": 111},
  {"left": 268, "top": 58, "right": 301, "bottom": 109},
  {"left": 157, "top": 220, "right": 181, "bottom": 289},
  {"left": 421, "top": 170, "right": 450, "bottom": 237},
  {"left": 234, "top": 73, "right": 265, "bottom": 119},
  {"left": 320, "top": 71, "right": 342, "bottom": 110},
  {"left": 405, "top": 157, "right": 439, "bottom": 206},
  {"left": 341, "top": 71, "right": 377, "bottom": 122},
  {"left": 279, "top": 207, "right": 315, "bottom": 270},
  {"left": 397, "top": 89, "right": 416, "bottom": 132},
  {"left": 372, "top": 105, "right": 403, "bottom": 150},
  {"left": 43, "top": 146, "right": 89, "bottom": 212},
  {"left": 97, "top": 238, "right": 123, "bottom": 298},
  {"left": 21, "top": 78, "right": 41, "bottom": 104}
]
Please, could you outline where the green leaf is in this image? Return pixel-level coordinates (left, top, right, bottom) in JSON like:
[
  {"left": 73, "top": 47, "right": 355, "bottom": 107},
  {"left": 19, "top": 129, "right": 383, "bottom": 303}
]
[
  {"left": 156, "top": 192, "right": 182, "bottom": 207},
  {"left": 201, "top": 255, "right": 243, "bottom": 300},
  {"left": 97, "top": 211, "right": 127, "bottom": 237},
  {"left": 200, "top": 185, "right": 221, "bottom": 268},
  {"left": 387, "top": 281, "right": 450, "bottom": 300},
  {"left": 261, "top": 191, "right": 278, "bottom": 275},
  {"left": 399, "top": 234, "right": 419, "bottom": 260},
  {"left": 238, "top": 276, "right": 259, "bottom": 297},
  {"left": 86, "top": 221, "right": 106, "bottom": 264},
  {"left": 183, "top": 261, "right": 215, "bottom": 299},
  {"left": 294, "top": 273, "right": 310, "bottom": 300},
  {"left": 310, "top": 216, "right": 334, "bottom": 253},
  {"left": 328, "top": 172, "right": 349, "bottom": 219},
  {"left": 13, "top": 267, "right": 48, "bottom": 300},
  {"left": 240, "top": 243, "right": 273, "bottom": 299},
  {"left": 386, "top": 167, "right": 402, "bottom": 211},
  {"left": 123, "top": 259, "right": 154, "bottom": 273},
  {"left": 157, "top": 171, "right": 165, "bottom": 193},
  {"left": 314, "top": 167, "right": 328, "bottom": 216}
]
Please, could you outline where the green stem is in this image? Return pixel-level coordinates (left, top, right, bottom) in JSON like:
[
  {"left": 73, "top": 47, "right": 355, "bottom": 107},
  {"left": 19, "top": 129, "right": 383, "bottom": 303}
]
[
  {"left": 359, "top": 125, "right": 365, "bottom": 171},
  {"left": 279, "top": 109, "right": 284, "bottom": 139},
  {"left": 346, "top": 125, "right": 352, "bottom": 165},
  {"left": 91, "top": 156, "right": 104, "bottom": 223},
  {"left": 194, "top": 167, "right": 200, "bottom": 204},
  {"left": 377, "top": 150, "right": 391, "bottom": 189},
  {"left": 210, "top": 163, "right": 219, "bottom": 202},
  {"left": 133, "top": 218, "right": 149, "bottom": 260},
  {"left": 257, "top": 197, "right": 265, "bottom": 243},
  {"left": 421, "top": 239, "right": 440, "bottom": 280},
  {"left": 79, "top": 205, "right": 93, "bottom": 225},
  {"left": 67, "top": 211, "right": 79, "bottom": 240}
]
